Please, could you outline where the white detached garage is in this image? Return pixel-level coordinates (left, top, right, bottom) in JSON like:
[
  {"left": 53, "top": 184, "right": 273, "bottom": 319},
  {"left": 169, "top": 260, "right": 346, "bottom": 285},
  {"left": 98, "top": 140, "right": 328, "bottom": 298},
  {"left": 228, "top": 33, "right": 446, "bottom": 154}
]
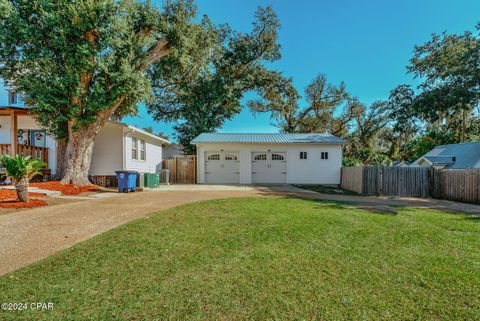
[{"left": 192, "top": 133, "right": 346, "bottom": 185}]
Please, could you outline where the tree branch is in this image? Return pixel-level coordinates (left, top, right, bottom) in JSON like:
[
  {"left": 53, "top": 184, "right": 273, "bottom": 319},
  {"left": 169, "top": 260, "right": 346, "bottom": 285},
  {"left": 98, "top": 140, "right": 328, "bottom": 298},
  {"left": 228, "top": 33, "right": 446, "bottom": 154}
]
[{"left": 140, "top": 38, "right": 171, "bottom": 71}]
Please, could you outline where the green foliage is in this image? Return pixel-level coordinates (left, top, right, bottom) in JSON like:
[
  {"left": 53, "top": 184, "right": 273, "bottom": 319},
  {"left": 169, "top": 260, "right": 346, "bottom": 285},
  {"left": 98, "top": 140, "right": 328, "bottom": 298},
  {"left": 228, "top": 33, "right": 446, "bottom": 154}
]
[
  {"left": 408, "top": 28, "right": 480, "bottom": 142},
  {"left": 0, "top": 0, "right": 203, "bottom": 139},
  {"left": 250, "top": 73, "right": 350, "bottom": 135},
  {"left": 342, "top": 157, "right": 361, "bottom": 167},
  {"left": 0, "top": 155, "right": 45, "bottom": 181},
  {"left": 404, "top": 128, "right": 457, "bottom": 161},
  {"left": 147, "top": 6, "right": 284, "bottom": 154}
]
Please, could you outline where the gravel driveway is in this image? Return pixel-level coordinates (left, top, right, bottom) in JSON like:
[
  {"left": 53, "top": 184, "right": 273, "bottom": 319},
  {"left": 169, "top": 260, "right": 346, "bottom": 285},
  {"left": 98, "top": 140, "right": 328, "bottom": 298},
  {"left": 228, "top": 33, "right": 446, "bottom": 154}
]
[{"left": 1, "top": 185, "right": 479, "bottom": 276}]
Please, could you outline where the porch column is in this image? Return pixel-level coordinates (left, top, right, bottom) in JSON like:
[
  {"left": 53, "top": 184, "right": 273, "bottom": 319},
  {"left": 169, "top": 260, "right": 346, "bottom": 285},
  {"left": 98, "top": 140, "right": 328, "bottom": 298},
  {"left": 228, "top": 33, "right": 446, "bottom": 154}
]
[{"left": 10, "top": 110, "right": 17, "bottom": 156}]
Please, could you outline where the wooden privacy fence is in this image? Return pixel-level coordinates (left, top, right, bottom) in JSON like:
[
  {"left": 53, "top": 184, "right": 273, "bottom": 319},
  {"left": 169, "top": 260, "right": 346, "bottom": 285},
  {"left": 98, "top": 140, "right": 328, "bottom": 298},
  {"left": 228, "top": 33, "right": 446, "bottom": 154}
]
[
  {"left": 341, "top": 166, "right": 480, "bottom": 205},
  {"left": 162, "top": 156, "right": 197, "bottom": 184},
  {"left": 439, "top": 169, "right": 480, "bottom": 204}
]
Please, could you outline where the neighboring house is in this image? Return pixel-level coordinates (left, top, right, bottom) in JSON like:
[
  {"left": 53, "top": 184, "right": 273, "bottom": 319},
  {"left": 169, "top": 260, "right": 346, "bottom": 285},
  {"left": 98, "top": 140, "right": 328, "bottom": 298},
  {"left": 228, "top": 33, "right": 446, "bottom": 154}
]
[
  {"left": 191, "top": 133, "right": 346, "bottom": 185},
  {"left": 162, "top": 143, "right": 185, "bottom": 159},
  {"left": 392, "top": 160, "right": 410, "bottom": 167},
  {"left": 0, "top": 77, "right": 169, "bottom": 182},
  {"left": 411, "top": 141, "right": 480, "bottom": 169}
]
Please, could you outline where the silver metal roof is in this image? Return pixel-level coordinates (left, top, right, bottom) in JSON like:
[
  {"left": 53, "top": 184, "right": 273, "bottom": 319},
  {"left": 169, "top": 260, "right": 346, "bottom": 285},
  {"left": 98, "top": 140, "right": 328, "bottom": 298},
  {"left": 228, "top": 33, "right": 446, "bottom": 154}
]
[
  {"left": 413, "top": 141, "right": 480, "bottom": 169},
  {"left": 191, "top": 133, "right": 347, "bottom": 144}
]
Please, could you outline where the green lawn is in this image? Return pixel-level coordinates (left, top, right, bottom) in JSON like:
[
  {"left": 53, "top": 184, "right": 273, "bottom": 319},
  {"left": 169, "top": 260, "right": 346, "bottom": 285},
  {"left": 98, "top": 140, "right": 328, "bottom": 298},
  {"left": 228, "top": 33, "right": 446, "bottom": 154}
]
[{"left": 1, "top": 198, "right": 479, "bottom": 320}]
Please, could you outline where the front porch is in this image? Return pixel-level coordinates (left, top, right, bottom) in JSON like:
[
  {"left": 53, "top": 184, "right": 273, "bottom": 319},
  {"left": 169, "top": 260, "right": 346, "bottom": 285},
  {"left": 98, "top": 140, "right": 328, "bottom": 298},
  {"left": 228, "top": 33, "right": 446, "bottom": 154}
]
[
  {"left": 0, "top": 107, "right": 50, "bottom": 175},
  {"left": 0, "top": 143, "right": 49, "bottom": 164}
]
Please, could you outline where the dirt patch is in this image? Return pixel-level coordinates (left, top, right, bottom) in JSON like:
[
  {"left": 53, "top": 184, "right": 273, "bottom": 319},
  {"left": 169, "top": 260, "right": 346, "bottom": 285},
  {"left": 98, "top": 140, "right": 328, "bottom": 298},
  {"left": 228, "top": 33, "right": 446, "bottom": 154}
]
[{"left": 31, "top": 181, "right": 100, "bottom": 195}]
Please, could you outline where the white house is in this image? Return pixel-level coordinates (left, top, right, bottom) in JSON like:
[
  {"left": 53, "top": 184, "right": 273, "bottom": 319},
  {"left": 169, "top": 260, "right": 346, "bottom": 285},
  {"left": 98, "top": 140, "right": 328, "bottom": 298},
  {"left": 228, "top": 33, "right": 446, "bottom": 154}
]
[
  {"left": 0, "top": 77, "right": 169, "bottom": 182},
  {"left": 192, "top": 133, "right": 346, "bottom": 185}
]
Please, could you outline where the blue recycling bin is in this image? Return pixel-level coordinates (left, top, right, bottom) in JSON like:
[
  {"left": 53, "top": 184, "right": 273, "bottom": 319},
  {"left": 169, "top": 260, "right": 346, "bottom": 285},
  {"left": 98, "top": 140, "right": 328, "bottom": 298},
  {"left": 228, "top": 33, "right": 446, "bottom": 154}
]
[{"left": 115, "top": 170, "right": 138, "bottom": 193}]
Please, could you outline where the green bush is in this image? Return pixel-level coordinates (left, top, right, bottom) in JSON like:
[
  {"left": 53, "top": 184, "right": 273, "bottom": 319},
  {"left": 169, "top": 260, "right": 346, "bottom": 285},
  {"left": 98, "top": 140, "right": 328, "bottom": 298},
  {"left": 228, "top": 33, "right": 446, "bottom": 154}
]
[{"left": 0, "top": 155, "right": 45, "bottom": 202}]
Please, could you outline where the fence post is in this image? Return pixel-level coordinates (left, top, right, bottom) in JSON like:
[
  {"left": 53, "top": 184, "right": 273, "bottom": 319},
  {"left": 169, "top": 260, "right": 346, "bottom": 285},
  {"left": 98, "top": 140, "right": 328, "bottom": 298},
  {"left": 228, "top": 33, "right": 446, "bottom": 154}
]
[{"left": 376, "top": 166, "right": 383, "bottom": 196}]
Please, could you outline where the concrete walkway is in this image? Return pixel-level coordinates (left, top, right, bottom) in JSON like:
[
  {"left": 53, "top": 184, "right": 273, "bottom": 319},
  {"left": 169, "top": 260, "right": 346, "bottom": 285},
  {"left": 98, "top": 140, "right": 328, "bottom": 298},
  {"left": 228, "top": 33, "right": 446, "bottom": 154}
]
[{"left": 1, "top": 185, "right": 479, "bottom": 276}]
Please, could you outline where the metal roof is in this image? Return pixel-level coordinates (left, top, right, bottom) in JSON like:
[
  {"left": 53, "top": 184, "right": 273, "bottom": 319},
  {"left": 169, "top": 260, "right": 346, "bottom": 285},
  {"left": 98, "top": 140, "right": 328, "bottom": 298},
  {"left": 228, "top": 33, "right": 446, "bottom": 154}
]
[
  {"left": 191, "top": 133, "right": 347, "bottom": 144},
  {"left": 413, "top": 141, "right": 480, "bottom": 169}
]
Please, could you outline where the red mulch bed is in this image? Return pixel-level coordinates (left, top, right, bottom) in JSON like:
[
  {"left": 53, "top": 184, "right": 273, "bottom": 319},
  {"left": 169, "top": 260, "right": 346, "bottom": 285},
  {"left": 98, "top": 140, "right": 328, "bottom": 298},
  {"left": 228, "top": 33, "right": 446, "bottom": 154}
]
[
  {"left": 0, "top": 189, "right": 48, "bottom": 208},
  {"left": 30, "top": 181, "right": 99, "bottom": 195}
]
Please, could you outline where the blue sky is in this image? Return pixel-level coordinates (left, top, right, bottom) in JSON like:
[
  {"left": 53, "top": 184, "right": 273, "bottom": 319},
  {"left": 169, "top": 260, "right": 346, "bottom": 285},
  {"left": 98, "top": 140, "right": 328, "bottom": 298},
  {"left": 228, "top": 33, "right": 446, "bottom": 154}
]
[{"left": 124, "top": 0, "right": 480, "bottom": 140}]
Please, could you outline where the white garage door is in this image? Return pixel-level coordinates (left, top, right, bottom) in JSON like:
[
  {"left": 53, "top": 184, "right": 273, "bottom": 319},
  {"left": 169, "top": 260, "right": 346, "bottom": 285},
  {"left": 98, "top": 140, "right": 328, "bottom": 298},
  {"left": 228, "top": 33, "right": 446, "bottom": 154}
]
[
  {"left": 205, "top": 152, "right": 240, "bottom": 184},
  {"left": 252, "top": 152, "right": 287, "bottom": 184}
]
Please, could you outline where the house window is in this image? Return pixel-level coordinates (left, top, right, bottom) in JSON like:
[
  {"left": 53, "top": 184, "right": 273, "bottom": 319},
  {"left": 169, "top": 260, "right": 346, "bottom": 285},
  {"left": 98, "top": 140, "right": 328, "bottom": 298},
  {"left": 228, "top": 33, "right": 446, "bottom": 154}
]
[
  {"left": 224, "top": 154, "right": 237, "bottom": 160},
  {"left": 131, "top": 137, "right": 138, "bottom": 160},
  {"left": 139, "top": 139, "right": 146, "bottom": 161},
  {"left": 254, "top": 154, "right": 267, "bottom": 161},
  {"left": 321, "top": 152, "right": 329, "bottom": 160},
  {"left": 207, "top": 154, "right": 220, "bottom": 160},
  {"left": 300, "top": 152, "right": 307, "bottom": 160},
  {"left": 8, "top": 91, "right": 18, "bottom": 105},
  {"left": 272, "top": 153, "right": 284, "bottom": 160}
]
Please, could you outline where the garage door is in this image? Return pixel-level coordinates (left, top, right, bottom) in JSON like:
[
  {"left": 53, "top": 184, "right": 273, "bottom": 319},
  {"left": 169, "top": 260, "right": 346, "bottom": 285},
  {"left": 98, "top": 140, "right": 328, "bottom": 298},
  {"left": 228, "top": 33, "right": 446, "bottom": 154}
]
[
  {"left": 252, "top": 152, "right": 287, "bottom": 184},
  {"left": 205, "top": 152, "right": 240, "bottom": 184}
]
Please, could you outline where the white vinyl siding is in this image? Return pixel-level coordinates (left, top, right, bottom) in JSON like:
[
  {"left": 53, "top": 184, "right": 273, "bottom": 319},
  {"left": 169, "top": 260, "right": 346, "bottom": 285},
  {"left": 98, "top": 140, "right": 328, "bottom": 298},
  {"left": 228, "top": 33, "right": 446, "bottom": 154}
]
[
  {"left": 124, "top": 131, "right": 162, "bottom": 173},
  {"left": 89, "top": 122, "right": 123, "bottom": 175}
]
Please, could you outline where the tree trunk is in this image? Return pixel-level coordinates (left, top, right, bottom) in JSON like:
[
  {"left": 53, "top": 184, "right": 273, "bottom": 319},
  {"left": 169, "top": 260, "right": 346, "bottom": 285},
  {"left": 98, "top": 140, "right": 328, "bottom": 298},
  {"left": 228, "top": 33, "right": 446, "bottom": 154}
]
[
  {"left": 15, "top": 177, "right": 29, "bottom": 202},
  {"left": 56, "top": 138, "right": 68, "bottom": 179},
  {"left": 60, "top": 123, "right": 101, "bottom": 186}
]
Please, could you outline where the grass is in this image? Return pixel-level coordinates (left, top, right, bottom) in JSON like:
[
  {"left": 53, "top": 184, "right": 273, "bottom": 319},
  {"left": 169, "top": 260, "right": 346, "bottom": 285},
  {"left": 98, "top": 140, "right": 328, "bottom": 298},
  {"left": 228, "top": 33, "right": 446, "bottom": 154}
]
[
  {"left": 1, "top": 197, "right": 480, "bottom": 320},
  {"left": 294, "top": 184, "right": 359, "bottom": 195}
]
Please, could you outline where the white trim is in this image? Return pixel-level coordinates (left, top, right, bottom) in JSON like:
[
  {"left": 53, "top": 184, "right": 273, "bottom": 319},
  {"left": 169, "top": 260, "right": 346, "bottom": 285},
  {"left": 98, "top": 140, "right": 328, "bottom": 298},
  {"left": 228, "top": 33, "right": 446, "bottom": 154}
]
[{"left": 107, "top": 121, "right": 170, "bottom": 144}]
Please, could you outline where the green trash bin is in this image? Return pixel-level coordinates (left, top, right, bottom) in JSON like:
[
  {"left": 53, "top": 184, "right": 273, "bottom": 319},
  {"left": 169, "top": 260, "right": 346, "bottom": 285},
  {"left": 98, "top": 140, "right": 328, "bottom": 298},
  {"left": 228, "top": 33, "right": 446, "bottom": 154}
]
[{"left": 143, "top": 173, "right": 160, "bottom": 188}]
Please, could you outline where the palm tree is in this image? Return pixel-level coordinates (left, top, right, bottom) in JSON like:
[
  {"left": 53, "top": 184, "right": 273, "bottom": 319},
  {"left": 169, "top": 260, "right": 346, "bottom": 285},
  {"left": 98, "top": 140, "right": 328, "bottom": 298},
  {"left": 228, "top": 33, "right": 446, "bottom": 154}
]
[{"left": 0, "top": 155, "right": 45, "bottom": 202}]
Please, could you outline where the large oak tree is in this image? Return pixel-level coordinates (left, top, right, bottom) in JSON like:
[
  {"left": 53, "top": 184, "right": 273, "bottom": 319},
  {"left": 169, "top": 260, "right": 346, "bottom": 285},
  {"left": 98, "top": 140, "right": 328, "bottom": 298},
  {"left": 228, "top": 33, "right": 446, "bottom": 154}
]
[{"left": 0, "top": 0, "right": 213, "bottom": 185}]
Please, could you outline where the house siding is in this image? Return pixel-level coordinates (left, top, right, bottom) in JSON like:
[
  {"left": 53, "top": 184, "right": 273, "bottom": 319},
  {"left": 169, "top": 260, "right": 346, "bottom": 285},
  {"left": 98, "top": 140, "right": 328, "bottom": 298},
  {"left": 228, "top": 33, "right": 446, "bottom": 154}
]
[
  {"left": 196, "top": 143, "right": 342, "bottom": 184},
  {"left": 89, "top": 122, "right": 124, "bottom": 176},
  {"left": 124, "top": 130, "right": 163, "bottom": 174},
  {"left": 0, "top": 116, "right": 12, "bottom": 144}
]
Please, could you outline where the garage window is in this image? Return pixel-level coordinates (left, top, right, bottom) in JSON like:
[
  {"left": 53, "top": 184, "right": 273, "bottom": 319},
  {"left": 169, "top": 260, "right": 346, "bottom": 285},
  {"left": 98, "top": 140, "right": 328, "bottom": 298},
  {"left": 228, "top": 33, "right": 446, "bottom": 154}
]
[
  {"left": 321, "top": 152, "right": 329, "bottom": 160},
  {"left": 225, "top": 154, "right": 237, "bottom": 160},
  {"left": 300, "top": 152, "right": 307, "bottom": 160},
  {"left": 208, "top": 154, "right": 220, "bottom": 160},
  {"left": 272, "top": 153, "right": 284, "bottom": 160},
  {"left": 254, "top": 154, "right": 267, "bottom": 160}
]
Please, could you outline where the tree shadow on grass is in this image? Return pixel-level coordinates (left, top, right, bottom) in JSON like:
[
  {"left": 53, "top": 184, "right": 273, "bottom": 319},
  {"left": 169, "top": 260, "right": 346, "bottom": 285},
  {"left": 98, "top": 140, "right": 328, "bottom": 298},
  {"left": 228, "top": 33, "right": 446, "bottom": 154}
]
[
  {"left": 463, "top": 215, "right": 480, "bottom": 222},
  {"left": 283, "top": 197, "right": 399, "bottom": 215}
]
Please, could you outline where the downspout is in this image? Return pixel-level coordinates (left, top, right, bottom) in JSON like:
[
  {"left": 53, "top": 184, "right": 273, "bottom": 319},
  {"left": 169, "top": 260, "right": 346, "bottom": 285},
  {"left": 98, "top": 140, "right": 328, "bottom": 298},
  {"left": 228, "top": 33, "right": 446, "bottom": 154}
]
[
  {"left": 123, "top": 128, "right": 135, "bottom": 170},
  {"left": 196, "top": 145, "right": 200, "bottom": 184}
]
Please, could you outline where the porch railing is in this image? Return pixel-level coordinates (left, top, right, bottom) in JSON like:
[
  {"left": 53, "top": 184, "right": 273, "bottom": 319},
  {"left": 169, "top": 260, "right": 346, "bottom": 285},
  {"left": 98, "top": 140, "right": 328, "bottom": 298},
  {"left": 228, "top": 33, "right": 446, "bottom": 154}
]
[{"left": 0, "top": 144, "right": 49, "bottom": 165}]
